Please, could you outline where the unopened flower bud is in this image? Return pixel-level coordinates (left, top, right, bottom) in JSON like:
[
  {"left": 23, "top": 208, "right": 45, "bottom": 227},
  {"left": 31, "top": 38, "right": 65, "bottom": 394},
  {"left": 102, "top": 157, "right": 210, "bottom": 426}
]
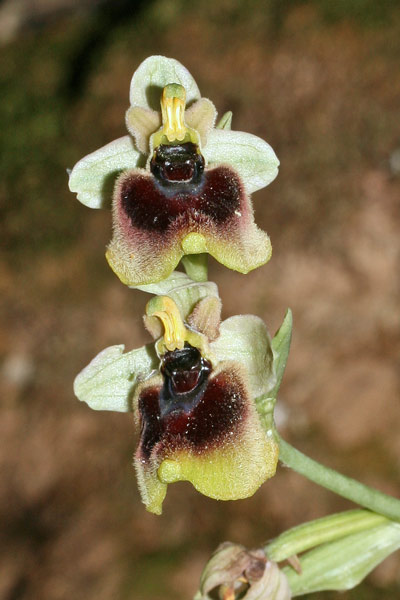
[{"left": 196, "top": 542, "right": 291, "bottom": 600}]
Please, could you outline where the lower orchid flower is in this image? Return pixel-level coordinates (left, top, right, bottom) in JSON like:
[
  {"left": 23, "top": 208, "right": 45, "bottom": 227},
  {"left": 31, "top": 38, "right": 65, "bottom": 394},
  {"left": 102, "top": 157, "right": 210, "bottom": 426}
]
[
  {"left": 68, "top": 56, "right": 279, "bottom": 286},
  {"left": 73, "top": 275, "right": 291, "bottom": 514}
]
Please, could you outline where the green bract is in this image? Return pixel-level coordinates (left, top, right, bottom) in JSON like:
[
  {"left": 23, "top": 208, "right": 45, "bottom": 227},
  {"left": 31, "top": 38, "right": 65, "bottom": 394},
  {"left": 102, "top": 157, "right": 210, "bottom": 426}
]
[{"left": 281, "top": 516, "right": 400, "bottom": 596}]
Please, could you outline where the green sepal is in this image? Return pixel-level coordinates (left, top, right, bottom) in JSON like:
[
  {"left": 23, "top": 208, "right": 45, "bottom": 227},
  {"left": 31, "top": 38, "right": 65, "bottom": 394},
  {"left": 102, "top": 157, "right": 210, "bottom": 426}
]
[
  {"left": 68, "top": 136, "right": 142, "bottom": 209},
  {"left": 203, "top": 128, "right": 279, "bottom": 194},
  {"left": 135, "top": 271, "right": 219, "bottom": 320},
  {"left": 129, "top": 55, "right": 200, "bottom": 110},
  {"left": 74, "top": 344, "right": 157, "bottom": 412},
  {"left": 210, "top": 315, "right": 275, "bottom": 400}
]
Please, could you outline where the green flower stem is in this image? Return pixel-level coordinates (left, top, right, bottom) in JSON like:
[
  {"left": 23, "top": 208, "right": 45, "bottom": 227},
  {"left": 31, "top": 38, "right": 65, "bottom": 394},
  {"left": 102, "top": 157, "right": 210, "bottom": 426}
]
[
  {"left": 181, "top": 254, "right": 208, "bottom": 282},
  {"left": 278, "top": 435, "right": 400, "bottom": 523}
]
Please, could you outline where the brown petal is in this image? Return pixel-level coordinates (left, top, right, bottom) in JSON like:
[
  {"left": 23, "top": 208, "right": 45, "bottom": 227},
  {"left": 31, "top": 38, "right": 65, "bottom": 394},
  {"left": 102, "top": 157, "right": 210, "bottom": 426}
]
[
  {"left": 188, "top": 296, "right": 222, "bottom": 341},
  {"left": 185, "top": 98, "right": 217, "bottom": 148},
  {"left": 125, "top": 105, "right": 161, "bottom": 153}
]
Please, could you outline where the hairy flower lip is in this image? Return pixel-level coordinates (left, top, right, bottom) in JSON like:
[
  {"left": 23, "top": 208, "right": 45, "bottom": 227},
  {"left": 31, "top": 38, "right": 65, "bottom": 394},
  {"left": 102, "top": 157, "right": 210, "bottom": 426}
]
[
  {"left": 106, "top": 162, "right": 272, "bottom": 286},
  {"left": 73, "top": 287, "right": 286, "bottom": 515},
  {"left": 137, "top": 361, "right": 248, "bottom": 456},
  {"left": 134, "top": 359, "right": 278, "bottom": 514}
]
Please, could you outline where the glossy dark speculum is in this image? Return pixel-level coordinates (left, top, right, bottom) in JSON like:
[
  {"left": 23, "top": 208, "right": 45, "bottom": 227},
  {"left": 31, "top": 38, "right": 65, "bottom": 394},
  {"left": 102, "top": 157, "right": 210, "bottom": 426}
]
[
  {"left": 150, "top": 142, "right": 205, "bottom": 184},
  {"left": 160, "top": 344, "right": 212, "bottom": 417}
]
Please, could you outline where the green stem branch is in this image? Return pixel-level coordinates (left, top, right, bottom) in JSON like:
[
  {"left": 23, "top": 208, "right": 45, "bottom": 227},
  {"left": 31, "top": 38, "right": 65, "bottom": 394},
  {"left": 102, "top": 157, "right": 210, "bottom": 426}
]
[
  {"left": 278, "top": 435, "right": 400, "bottom": 523},
  {"left": 181, "top": 254, "right": 208, "bottom": 282}
]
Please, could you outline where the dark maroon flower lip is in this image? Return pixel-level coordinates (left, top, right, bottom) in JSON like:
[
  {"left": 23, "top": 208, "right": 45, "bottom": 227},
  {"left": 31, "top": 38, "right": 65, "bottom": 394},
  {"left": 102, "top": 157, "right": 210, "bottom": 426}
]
[
  {"left": 107, "top": 153, "right": 272, "bottom": 285},
  {"left": 137, "top": 352, "right": 247, "bottom": 461},
  {"left": 119, "top": 163, "right": 242, "bottom": 234}
]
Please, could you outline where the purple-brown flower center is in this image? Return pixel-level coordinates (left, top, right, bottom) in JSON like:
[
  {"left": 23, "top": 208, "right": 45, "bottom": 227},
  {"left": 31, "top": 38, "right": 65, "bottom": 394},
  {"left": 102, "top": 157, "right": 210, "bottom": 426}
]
[{"left": 120, "top": 163, "right": 241, "bottom": 233}]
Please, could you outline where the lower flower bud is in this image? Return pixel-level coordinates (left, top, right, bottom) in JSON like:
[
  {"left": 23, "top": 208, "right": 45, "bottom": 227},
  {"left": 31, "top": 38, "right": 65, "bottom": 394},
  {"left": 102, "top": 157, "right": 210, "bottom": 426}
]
[{"left": 196, "top": 542, "right": 291, "bottom": 600}]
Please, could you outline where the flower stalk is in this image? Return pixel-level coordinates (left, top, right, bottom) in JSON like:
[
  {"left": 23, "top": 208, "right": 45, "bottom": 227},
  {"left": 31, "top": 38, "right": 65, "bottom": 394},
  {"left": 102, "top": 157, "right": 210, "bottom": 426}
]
[
  {"left": 181, "top": 253, "right": 209, "bottom": 282},
  {"left": 277, "top": 435, "right": 400, "bottom": 523}
]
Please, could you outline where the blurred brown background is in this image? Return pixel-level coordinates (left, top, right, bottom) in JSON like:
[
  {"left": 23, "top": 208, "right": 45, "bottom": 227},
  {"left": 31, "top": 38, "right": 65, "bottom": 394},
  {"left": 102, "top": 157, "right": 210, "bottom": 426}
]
[{"left": 1, "top": 0, "right": 400, "bottom": 598}]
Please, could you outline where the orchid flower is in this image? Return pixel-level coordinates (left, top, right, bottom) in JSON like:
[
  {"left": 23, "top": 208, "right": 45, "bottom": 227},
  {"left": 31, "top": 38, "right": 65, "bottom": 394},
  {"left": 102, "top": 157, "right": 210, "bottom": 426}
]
[
  {"left": 73, "top": 273, "right": 291, "bottom": 514},
  {"left": 69, "top": 56, "right": 279, "bottom": 286}
]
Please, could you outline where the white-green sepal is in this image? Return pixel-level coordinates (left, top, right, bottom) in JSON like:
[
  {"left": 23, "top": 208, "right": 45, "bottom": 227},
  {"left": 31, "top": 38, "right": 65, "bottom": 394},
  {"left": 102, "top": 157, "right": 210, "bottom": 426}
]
[
  {"left": 74, "top": 344, "right": 157, "bottom": 412},
  {"left": 68, "top": 136, "right": 142, "bottom": 208},
  {"left": 203, "top": 128, "right": 279, "bottom": 194},
  {"left": 129, "top": 55, "right": 200, "bottom": 110},
  {"left": 210, "top": 315, "right": 276, "bottom": 399},
  {"left": 136, "top": 271, "right": 219, "bottom": 320}
]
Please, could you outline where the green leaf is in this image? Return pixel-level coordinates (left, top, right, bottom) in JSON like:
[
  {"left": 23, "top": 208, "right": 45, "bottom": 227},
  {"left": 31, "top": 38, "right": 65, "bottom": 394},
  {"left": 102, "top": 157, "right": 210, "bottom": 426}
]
[
  {"left": 74, "top": 344, "right": 157, "bottom": 412},
  {"left": 266, "top": 509, "right": 388, "bottom": 562},
  {"left": 203, "top": 129, "right": 279, "bottom": 194},
  {"left": 68, "top": 136, "right": 142, "bottom": 208},
  {"left": 269, "top": 309, "right": 292, "bottom": 401},
  {"left": 210, "top": 315, "right": 275, "bottom": 399},
  {"left": 135, "top": 271, "right": 219, "bottom": 320},
  {"left": 129, "top": 56, "right": 200, "bottom": 111},
  {"left": 283, "top": 521, "right": 400, "bottom": 596}
]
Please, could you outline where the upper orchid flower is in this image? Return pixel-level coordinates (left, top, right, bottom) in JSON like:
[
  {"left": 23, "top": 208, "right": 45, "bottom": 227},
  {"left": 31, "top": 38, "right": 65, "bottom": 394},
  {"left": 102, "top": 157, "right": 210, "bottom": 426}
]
[
  {"left": 69, "top": 56, "right": 279, "bottom": 286},
  {"left": 73, "top": 273, "right": 292, "bottom": 514}
]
